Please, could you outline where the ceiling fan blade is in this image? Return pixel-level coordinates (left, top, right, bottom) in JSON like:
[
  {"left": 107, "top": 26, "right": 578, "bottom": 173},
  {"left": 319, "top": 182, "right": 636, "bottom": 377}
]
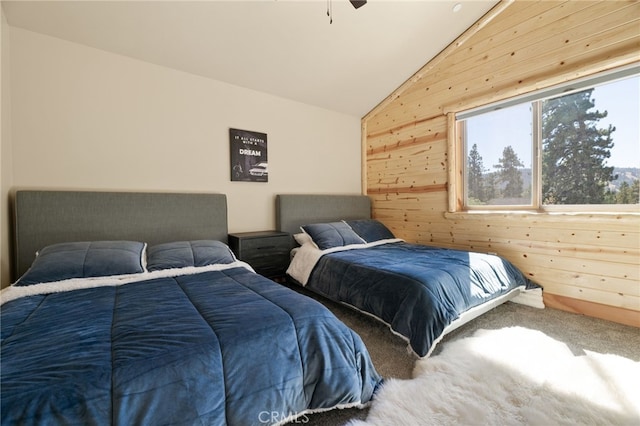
[{"left": 349, "top": 0, "right": 367, "bottom": 9}]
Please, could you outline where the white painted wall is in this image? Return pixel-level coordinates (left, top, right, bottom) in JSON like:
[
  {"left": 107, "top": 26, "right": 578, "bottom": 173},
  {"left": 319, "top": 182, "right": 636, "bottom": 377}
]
[
  {"left": 2, "top": 27, "right": 362, "bottom": 286},
  {"left": 1, "top": 10, "right": 13, "bottom": 287}
]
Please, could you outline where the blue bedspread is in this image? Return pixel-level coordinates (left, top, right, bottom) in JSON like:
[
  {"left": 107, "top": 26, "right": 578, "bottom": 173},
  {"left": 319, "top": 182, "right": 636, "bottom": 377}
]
[
  {"left": 1, "top": 267, "right": 381, "bottom": 425},
  {"left": 305, "top": 242, "right": 539, "bottom": 357}
]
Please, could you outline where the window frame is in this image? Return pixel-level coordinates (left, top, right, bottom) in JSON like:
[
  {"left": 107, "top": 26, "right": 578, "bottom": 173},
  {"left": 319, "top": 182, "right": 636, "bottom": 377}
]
[{"left": 449, "top": 64, "right": 640, "bottom": 214}]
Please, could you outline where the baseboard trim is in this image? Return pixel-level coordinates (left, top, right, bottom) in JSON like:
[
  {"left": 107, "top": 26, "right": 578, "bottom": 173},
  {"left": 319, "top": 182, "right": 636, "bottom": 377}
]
[{"left": 543, "top": 293, "right": 640, "bottom": 328}]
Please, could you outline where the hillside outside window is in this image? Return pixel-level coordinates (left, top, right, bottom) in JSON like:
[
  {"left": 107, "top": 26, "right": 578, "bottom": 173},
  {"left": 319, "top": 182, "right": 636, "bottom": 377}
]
[{"left": 455, "top": 65, "right": 639, "bottom": 213}]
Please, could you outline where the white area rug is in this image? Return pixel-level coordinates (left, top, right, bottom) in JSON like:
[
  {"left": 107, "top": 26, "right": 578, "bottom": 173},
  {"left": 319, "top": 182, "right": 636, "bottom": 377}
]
[{"left": 351, "top": 327, "right": 640, "bottom": 426}]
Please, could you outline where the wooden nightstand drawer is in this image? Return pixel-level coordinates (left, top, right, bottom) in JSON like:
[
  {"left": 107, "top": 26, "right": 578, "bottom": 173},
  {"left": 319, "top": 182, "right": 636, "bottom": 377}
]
[
  {"left": 240, "top": 248, "right": 290, "bottom": 264},
  {"left": 236, "top": 234, "right": 290, "bottom": 252},
  {"left": 228, "top": 231, "right": 292, "bottom": 279}
]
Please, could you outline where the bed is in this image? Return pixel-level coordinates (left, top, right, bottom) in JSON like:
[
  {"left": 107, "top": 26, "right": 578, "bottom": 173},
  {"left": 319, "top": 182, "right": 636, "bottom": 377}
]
[
  {"left": 1, "top": 190, "right": 382, "bottom": 426},
  {"left": 276, "top": 194, "right": 543, "bottom": 358}
]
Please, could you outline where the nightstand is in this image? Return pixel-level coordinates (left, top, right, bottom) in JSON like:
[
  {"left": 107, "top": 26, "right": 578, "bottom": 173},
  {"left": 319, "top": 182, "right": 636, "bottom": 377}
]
[{"left": 228, "top": 231, "right": 292, "bottom": 280}]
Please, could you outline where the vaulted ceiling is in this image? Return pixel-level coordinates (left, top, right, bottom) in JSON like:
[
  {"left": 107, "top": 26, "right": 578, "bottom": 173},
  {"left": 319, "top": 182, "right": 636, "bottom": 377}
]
[{"left": 2, "top": 0, "right": 498, "bottom": 117}]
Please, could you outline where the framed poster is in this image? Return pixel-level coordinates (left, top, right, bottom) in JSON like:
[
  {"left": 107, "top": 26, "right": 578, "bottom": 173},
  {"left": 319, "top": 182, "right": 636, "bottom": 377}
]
[{"left": 229, "top": 128, "right": 268, "bottom": 182}]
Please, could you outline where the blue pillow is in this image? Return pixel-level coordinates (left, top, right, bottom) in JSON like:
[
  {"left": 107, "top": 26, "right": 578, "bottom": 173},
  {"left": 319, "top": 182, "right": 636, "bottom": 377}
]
[
  {"left": 345, "top": 219, "right": 395, "bottom": 243},
  {"left": 16, "top": 241, "right": 146, "bottom": 286},
  {"left": 301, "top": 222, "right": 365, "bottom": 250},
  {"left": 146, "top": 240, "right": 236, "bottom": 271}
]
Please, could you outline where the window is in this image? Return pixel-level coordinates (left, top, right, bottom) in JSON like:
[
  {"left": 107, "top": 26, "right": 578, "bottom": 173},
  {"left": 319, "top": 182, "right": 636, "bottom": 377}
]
[{"left": 456, "top": 65, "right": 639, "bottom": 212}]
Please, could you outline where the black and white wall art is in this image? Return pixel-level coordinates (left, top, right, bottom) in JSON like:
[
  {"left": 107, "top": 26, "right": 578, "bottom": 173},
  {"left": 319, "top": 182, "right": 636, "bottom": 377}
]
[{"left": 229, "top": 128, "right": 268, "bottom": 182}]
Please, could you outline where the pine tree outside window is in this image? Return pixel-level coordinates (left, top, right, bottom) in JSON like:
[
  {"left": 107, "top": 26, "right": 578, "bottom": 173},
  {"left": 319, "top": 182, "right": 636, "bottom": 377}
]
[{"left": 455, "top": 65, "right": 639, "bottom": 212}]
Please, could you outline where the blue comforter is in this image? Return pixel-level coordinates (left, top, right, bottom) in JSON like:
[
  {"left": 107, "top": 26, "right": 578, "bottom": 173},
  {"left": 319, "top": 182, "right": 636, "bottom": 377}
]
[
  {"left": 306, "top": 242, "right": 539, "bottom": 357},
  {"left": 1, "top": 267, "right": 381, "bottom": 425}
]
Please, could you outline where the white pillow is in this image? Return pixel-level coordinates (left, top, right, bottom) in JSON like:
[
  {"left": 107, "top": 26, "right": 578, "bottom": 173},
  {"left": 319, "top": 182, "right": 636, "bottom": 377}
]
[{"left": 293, "top": 232, "right": 314, "bottom": 246}]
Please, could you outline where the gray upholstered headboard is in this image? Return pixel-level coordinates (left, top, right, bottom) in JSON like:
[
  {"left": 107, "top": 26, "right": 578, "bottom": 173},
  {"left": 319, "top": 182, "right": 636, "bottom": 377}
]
[
  {"left": 276, "top": 194, "right": 371, "bottom": 235},
  {"left": 13, "top": 190, "right": 228, "bottom": 280}
]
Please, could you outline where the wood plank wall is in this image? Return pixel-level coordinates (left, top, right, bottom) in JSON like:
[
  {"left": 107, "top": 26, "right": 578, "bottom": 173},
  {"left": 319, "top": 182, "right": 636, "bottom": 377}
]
[{"left": 362, "top": 0, "right": 640, "bottom": 327}]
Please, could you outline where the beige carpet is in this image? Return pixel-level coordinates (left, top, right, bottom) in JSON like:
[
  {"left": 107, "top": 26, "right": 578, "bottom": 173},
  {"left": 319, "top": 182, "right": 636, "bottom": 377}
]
[{"left": 282, "top": 282, "right": 640, "bottom": 426}]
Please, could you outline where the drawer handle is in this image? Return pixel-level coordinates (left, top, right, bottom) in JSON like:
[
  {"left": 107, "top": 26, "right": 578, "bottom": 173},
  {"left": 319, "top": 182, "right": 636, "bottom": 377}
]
[{"left": 256, "top": 245, "right": 276, "bottom": 250}]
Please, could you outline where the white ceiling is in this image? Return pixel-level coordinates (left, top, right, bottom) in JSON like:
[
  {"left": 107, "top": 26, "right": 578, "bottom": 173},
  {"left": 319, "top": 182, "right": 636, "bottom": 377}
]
[{"left": 2, "top": 0, "right": 498, "bottom": 117}]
